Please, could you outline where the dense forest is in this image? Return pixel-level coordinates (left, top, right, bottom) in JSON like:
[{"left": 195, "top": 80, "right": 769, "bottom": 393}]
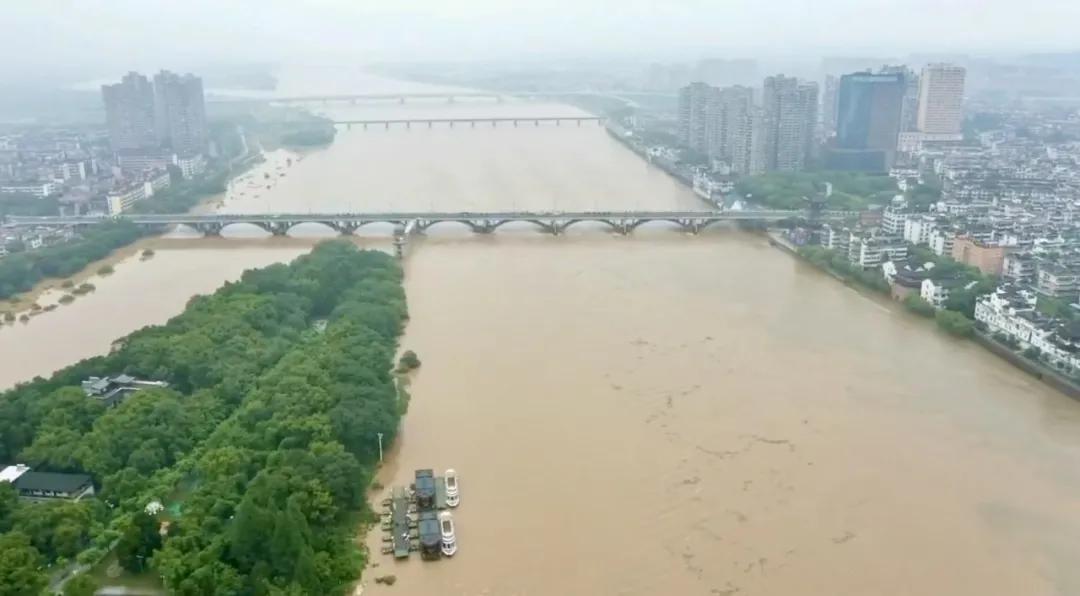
[
  {"left": 0, "top": 241, "right": 408, "bottom": 595},
  {"left": 0, "top": 221, "right": 144, "bottom": 300}
]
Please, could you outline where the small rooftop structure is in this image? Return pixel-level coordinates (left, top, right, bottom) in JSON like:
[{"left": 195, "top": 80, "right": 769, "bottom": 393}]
[
  {"left": 13, "top": 471, "right": 95, "bottom": 501},
  {"left": 0, "top": 464, "right": 30, "bottom": 483},
  {"left": 81, "top": 375, "right": 168, "bottom": 407}
]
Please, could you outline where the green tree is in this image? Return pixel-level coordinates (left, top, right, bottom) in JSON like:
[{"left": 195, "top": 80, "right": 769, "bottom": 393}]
[
  {"left": 116, "top": 512, "right": 162, "bottom": 572},
  {"left": 903, "top": 294, "right": 936, "bottom": 317},
  {"left": 63, "top": 573, "right": 99, "bottom": 596},
  {"left": 0, "top": 532, "right": 47, "bottom": 596},
  {"left": 936, "top": 310, "right": 975, "bottom": 337},
  {"left": 0, "top": 482, "right": 18, "bottom": 532}
]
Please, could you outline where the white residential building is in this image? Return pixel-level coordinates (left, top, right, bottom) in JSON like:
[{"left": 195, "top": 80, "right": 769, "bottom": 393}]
[
  {"left": 903, "top": 215, "right": 937, "bottom": 245},
  {"left": 0, "top": 182, "right": 60, "bottom": 198},
  {"left": 107, "top": 183, "right": 147, "bottom": 215},
  {"left": 175, "top": 153, "right": 207, "bottom": 179},
  {"left": 920, "top": 277, "right": 975, "bottom": 307},
  {"left": 917, "top": 63, "right": 966, "bottom": 138},
  {"left": 882, "top": 206, "right": 908, "bottom": 235},
  {"left": 975, "top": 287, "right": 1080, "bottom": 372},
  {"left": 929, "top": 228, "right": 955, "bottom": 257}
]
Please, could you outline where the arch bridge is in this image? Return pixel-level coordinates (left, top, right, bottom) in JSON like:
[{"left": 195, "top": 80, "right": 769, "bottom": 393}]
[{"left": 7, "top": 209, "right": 849, "bottom": 238}]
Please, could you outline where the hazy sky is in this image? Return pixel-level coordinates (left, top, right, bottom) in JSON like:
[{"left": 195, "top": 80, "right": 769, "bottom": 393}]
[{"left": 6, "top": 0, "right": 1080, "bottom": 79}]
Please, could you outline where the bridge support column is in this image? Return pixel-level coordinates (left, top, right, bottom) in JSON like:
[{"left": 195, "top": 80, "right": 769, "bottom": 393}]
[
  {"left": 334, "top": 222, "right": 359, "bottom": 236},
  {"left": 577, "top": 119, "right": 582, "bottom": 126},
  {"left": 471, "top": 121, "right": 476, "bottom": 128},
  {"left": 534, "top": 120, "right": 539, "bottom": 126},
  {"left": 406, "top": 122, "right": 411, "bottom": 130},
  {"left": 363, "top": 123, "right": 368, "bottom": 130},
  {"left": 556, "top": 119, "right": 561, "bottom": 126},
  {"left": 385, "top": 122, "right": 389, "bottom": 130},
  {"left": 398, "top": 97, "right": 405, "bottom": 104},
  {"left": 268, "top": 223, "right": 289, "bottom": 237},
  {"left": 199, "top": 223, "right": 223, "bottom": 237}
]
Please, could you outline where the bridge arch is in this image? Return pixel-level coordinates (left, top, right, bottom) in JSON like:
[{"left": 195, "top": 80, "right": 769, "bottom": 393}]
[
  {"left": 488, "top": 219, "right": 557, "bottom": 234},
  {"left": 217, "top": 221, "right": 275, "bottom": 235},
  {"left": 627, "top": 218, "right": 695, "bottom": 233},
  {"left": 559, "top": 218, "right": 625, "bottom": 234},
  {"left": 415, "top": 219, "right": 484, "bottom": 234}
]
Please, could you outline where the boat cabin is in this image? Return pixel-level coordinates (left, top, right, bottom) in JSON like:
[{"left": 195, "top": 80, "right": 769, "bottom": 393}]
[{"left": 414, "top": 468, "right": 436, "bottom": 510}]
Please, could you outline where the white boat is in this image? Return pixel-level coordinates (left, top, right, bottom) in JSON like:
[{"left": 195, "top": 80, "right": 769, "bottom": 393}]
[
  {"left": 445, "top": 468, "right": 460, "bottom": 508},
  {"left": 439, "top": 511, "right": 457, "bottom": 557}
]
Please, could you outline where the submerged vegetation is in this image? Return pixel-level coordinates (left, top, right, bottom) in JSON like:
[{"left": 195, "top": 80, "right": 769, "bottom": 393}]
[
  {"left": 0, "top": 222, "right": 143, "bottom": 300},
  {"left": 0, "top": 241, "right": 408, "bottom": 594}
]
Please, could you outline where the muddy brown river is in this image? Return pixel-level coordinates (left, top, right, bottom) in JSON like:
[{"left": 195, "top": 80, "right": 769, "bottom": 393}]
[{"left": 3, "top": 68, "right": 1080, "bottom": 595}]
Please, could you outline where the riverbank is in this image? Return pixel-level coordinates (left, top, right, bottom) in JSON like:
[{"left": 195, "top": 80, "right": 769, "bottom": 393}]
[
  {"left": 603, "top": 124, "right": 724, "bottom": 209},
  {"left": 768, "top": 231, "right": 1080, "bottom": 400},
  {"left": 0, "top": 241, "right": 408, "bottom": 593}
]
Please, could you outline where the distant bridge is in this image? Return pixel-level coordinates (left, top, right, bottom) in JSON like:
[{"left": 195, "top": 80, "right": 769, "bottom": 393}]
[
  {"left": 207, "top": 92, "right": 504, "bottom": 105},
  {"left": 334, "top": 116, "right": 604, "bottom": 130},
  {"left": 8, "top": 210, "right": 849, "bottom": 237},
  {"left": 206, "top": 90, "right": 677, "bottom": 106}
]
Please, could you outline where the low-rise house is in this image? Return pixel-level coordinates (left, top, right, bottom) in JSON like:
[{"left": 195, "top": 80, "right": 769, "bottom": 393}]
[
  {"left": 81, "top": 374, "right": 169, "bottom": 407},
  {"left": 921, "top": 277, "right": 977, "bottom": 307},
  {"left": 884, "top": 260, "right": 935, "bottom": 300},
  {"left": 1003, "top": 252, "right": 1038, "bottom": 285},
  {"left": 1036, "top": 263, "right": 1080, "bottom": 300},
  {"left": 14, "top": 471, "right": 95, "bottom": 502},
  {"left": 0, "top": 465, "right": 95, "bottom": 502}
]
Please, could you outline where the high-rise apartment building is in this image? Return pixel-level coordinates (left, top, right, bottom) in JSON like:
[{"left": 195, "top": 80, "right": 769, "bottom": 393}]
[
  {"left": 880, "top": 65, "right": 920, "bottom": 133},
  {"left": 822, "top": 75, "right": 840, "bottom": 137},
  {"left": 101, "top": 72, "right": 157, "bottom": 152},
  {"left": 677, "top": 82, "right": 715, "bottom": 154},
  {"left": 916, "top": 63, "right": 965, "bottom": 137},
  {"left": 153, "top": 71, "right": 208, "bottom": 157},
  {"left": 827, "top": 72, "right": 906, "bottom": 171},
  {"left": 722, "top": 86, "right": 757, "bottom": 175},
  {"left": 762, "top": 75, "right": 818, "bottom": 172}
]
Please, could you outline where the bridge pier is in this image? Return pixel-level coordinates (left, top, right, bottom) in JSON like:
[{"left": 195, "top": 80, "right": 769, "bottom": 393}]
[
  {"left": 398, "top": 97, "right": 405, "bottom": 104},
  {"left": 471, "top": 121, "right": 476, "bottom": 128},
  {"left": 384, "top": 122, "right": 389, "bottom": 130},
  {"left": 332, "top": 221, "right": 359, "bottom": 235},
  {"left": 363, "top": 123, "right": 368, "bottom": 130},
  {"left": 198, "top": 223, "right": 223, "bottom": 237},
  {"left": 406, "top": 122, "right": 411, "bottom": 130},
  {"left": 534, "top": 120, "right": 539, "bottom": 127}
]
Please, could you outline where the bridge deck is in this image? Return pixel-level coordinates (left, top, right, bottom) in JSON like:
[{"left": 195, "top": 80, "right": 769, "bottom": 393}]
[
  {"left": 8, "top": 210, "right": 827, "bottom": 226},
  {"left": 336, "top": 116, "right": 604, "bottom": 125}
]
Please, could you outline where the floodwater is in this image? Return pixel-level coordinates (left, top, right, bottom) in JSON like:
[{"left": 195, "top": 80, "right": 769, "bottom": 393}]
[{"left": 5, "top": 68, "right": 1080, "bottom": 595}]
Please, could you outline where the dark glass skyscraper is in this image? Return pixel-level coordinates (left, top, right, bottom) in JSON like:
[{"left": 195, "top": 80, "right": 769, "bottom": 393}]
[{"left": 828, "top": 72, "right": 905, "bottom": 171}]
